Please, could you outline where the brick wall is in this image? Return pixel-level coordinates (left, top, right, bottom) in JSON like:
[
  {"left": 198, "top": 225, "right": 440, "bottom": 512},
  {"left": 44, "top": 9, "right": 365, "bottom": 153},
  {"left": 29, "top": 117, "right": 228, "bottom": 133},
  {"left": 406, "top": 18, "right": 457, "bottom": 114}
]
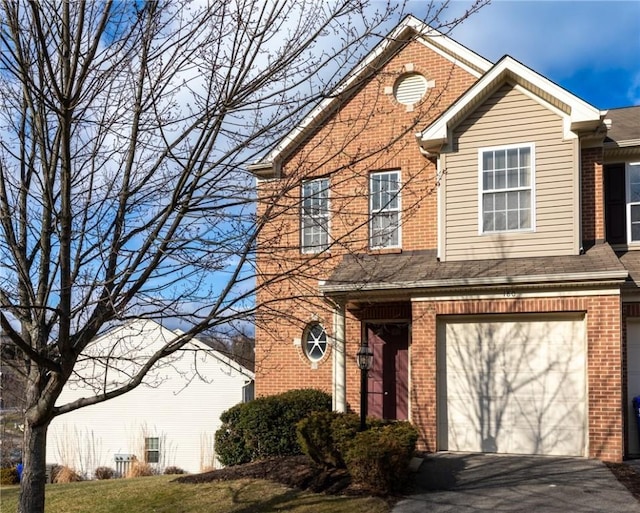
[
  {"left": 254, "top": 39, "right": 478, "bottom": 396},
  {"left": 581, "top": 147, "right": 605, "bottom": 243},
  {"left": 407, "top": 295, "right": 623, "bottom": 461}
]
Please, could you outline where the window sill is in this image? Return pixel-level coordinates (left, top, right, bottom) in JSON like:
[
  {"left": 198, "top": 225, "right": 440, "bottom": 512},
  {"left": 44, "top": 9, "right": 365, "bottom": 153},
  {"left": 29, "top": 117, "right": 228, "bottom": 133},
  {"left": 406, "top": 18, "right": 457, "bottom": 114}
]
[
  {"left": 369, "top": 247, "right": 403, "bottom": 255},
  {"left": 299, "top": 250, "right": 333, "bottom": 258}
]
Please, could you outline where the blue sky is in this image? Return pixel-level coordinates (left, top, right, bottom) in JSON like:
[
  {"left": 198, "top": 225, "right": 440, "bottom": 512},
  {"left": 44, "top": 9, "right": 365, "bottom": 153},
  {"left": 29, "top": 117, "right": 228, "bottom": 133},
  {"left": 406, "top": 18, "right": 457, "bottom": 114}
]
[{"left": 406, "top": 0, "right": 640, "bottom": 109}]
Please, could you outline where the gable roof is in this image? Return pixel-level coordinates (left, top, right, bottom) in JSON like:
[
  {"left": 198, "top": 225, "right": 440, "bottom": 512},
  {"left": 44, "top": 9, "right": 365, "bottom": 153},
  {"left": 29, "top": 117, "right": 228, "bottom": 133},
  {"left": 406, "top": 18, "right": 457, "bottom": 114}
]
[
  {"left": 416, "top": 55, "right": 603, "bottom": 155},
  {"left": 90, "top": 319, "right": 254, "bottom": 381},
  {"left": 248, "top": 15, "right": 492, "bottom": 178}
]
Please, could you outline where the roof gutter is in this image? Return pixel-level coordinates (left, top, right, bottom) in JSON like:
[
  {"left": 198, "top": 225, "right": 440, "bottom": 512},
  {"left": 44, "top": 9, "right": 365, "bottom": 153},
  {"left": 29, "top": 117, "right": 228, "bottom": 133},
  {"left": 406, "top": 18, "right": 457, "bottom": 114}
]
[{"left": 319, "top": 269, "right": 629, "bottom": 294}]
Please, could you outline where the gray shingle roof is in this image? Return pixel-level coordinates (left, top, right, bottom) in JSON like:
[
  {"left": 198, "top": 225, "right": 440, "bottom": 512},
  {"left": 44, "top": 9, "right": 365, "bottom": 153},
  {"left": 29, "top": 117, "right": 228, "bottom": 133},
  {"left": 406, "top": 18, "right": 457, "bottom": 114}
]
[
  {"left": 618, "top": 251, "right": 640, "bottom": 288},
  {"left": 320, "top": 243, "right": 628, "bottom": 294},
  {"left": 604, "top": 106, "right": 640, "bottom": 144}
]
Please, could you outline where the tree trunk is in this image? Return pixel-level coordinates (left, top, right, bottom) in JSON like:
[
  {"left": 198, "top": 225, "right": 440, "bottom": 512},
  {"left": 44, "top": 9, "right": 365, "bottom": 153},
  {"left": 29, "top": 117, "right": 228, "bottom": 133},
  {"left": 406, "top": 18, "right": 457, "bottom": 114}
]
[{"left": 18, "top": 420, "right": 50, "bottom": 513}]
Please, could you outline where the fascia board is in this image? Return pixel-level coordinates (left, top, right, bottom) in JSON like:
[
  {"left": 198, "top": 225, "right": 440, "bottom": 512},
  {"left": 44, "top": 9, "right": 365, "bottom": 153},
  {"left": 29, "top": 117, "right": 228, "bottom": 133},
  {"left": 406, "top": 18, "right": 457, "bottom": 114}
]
[
  {"left": 319, "top": 269, "right": 628, "bottom": 294},
  {"left": 251, "top": 16, "right": 491, "bottom": 173},
  {"left": 418, "top": 56, "right": 601, "bottom": 149},
  {"left": 415, "top": 31, "right": 491, "bottom": 78}
]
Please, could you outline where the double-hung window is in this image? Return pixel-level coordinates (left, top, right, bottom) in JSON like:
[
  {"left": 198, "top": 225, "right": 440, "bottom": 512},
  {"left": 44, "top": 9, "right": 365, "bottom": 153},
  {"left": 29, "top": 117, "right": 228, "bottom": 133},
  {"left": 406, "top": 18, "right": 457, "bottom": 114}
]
[
  {"left": 480, "top": 144, "right": 534, "bottom": 233},
  {"left": 145, "top": 437, "right": 160, "bottom": 464},
  {"left": 370, "top": 170, "right": 401, "bottom": 248},
  {"left": 627, "top": 163, "right": 640, "bottom": 242},
  {"left": 301, "top": 178, "right": 329, "bottom": 253}
]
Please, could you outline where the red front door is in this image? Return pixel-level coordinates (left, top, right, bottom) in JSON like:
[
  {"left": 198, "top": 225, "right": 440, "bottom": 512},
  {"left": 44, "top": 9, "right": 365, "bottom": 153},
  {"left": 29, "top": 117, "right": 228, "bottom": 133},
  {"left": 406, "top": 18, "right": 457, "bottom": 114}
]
[{"left": 366, "top": 323, "right": 409, "bottom": 420}]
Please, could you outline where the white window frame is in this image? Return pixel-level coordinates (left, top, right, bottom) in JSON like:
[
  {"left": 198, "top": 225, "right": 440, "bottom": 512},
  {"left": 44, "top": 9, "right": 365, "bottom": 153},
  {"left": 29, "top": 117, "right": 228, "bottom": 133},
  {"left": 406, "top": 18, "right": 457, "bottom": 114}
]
[
  {"left": 626, "top": 162, "right": 640, "bottom": 244},
  {"left": 301, "top": 177, "right": 330, "bottom": 253},
  {"left": 303, "top": 323, "right": 328, "bottom": 363},
  {"left": 370, "top": 170, "right": 401, "bottom": 249},
  {"left": 478, "top": 143, "right": 535, "bottom": 234}
]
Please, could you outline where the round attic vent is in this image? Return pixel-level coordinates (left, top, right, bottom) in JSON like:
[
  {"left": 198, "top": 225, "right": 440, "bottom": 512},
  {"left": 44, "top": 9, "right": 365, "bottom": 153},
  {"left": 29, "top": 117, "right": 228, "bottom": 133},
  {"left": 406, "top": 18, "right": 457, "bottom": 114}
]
[{"left": 393, "top": 73, "right": 428, "bottom": 105}]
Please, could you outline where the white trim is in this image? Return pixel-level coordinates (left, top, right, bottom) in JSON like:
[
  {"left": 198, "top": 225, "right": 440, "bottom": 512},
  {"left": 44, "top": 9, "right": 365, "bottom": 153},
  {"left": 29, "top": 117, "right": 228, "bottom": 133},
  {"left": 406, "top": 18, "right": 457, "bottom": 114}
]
[
  {"left": 418, "top": 56, "right": 601, "bottom": 152},
  {"left": 300, "top": 177, "right": 331, "bottom": 254},
  {"left": 437, "top": 155, "right": 445, "bottom": 261},
  {"left": 332, "top": 304, "right": 347, "bottom": 413},
  {"left": 414, "top": 33, "right": 490, "bottom": 78},
  {"left": 626, "top": 163, "right": 640, "bottom": 244},
  {"left": 319, "top": 270, "right": 628, "bottom": 293},
  {"left": 252, "top": 16, "right": 491, "bottom": 173},
  {"left": 574, "top": 138, "right": 581, "bottom": 254},
  {"left": 477, "top": 142, "right": 536, "bottom": 235},
  {"left": 411, "top": 286, "right": 621, "bottom": 302},
  {"left": 302, "top": 322, "right": 329, "bottom": 363}
]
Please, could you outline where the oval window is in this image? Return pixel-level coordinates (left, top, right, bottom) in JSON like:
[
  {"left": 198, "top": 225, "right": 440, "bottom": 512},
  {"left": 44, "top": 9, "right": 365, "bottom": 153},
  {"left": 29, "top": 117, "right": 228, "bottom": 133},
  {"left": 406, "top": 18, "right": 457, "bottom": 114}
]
[
  {"left": 303, "top": 323, "right": 328, "bottom": 362},
  {"left": 393, "top": 73, "right": 428, "bottom": 106}
]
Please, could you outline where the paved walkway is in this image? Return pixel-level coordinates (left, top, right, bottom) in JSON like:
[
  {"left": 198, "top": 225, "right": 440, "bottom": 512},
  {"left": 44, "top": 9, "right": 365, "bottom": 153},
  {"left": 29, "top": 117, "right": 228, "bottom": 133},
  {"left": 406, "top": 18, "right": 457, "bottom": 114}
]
[{"left": 393, "top": 453, "right": 640, "bottom": 513}]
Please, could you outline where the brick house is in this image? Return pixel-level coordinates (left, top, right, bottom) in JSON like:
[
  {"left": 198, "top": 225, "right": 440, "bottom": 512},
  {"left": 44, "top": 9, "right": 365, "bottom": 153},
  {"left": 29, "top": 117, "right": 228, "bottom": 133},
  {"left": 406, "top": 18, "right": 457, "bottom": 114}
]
[{"left": 249, "top": 15, "right": 640, "bottom": 462}]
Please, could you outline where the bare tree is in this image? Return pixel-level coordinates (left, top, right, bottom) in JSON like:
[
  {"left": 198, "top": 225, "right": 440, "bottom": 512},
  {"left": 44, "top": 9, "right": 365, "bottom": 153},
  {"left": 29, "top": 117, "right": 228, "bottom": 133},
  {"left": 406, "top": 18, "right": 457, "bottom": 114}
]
[{"left": 0, "top": 1, "right": 485, "bottom": 511}]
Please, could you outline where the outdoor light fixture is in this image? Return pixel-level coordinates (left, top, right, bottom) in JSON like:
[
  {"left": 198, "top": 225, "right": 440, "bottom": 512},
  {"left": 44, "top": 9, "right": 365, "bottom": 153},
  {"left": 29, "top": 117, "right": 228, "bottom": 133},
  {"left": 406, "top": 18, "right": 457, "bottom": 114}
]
[{"left": 356, "top": 344, "right": 374, "bottom": 431}]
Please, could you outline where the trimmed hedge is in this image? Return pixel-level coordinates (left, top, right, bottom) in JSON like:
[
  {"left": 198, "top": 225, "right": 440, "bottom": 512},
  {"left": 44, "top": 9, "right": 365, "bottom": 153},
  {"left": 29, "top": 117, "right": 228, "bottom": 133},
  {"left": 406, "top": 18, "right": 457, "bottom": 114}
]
[
  {"left": 297, "top": 411, "right": 419, "bottom": 495},
  {"left": 215, "top": 389, "right": 332, "bottom": 466},
  {"left": 344, "top": 421, "right": 418, "bottom": 495}
]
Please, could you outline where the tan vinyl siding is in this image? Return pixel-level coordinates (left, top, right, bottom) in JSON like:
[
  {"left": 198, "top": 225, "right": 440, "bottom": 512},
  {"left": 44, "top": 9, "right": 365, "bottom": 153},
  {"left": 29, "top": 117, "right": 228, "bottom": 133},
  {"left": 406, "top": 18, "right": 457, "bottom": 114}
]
[{"left": 444, "top": 83, "right": 576, "bottom": 261}]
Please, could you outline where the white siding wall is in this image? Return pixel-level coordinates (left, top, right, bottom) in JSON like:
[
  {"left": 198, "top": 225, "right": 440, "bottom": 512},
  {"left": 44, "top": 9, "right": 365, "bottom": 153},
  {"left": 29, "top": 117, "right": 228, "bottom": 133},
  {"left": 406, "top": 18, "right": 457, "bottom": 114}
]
[
  {"left": 45, "top": 321, "right": 252, "bottom": 476},
  {"left": 443, "top": 83, "right": 577, "bottom": 261}
]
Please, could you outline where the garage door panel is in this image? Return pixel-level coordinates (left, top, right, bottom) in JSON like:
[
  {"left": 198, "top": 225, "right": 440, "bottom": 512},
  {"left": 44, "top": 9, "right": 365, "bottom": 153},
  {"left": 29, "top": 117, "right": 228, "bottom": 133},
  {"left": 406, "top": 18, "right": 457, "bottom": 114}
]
[
  {"left": 439, "top": 315, "right": 586, "bottom": 457},
  {"left": 626, "top": 321, "right": 640, "bottom": 457}
]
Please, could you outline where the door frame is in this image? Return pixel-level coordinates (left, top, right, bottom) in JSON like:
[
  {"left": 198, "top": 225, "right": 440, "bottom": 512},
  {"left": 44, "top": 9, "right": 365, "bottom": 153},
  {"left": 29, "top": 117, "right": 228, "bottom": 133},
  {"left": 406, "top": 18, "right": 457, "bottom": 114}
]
[{"left": 363, "top": 321, "right": 411, "bottom": 421}]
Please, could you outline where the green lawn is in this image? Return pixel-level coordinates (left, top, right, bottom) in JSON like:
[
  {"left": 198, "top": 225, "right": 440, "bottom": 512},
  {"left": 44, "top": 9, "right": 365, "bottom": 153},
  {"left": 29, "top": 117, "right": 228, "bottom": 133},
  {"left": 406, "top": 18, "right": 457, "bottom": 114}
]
[{"left": 0, "top": 475, "right": 390, "bottom": 513}]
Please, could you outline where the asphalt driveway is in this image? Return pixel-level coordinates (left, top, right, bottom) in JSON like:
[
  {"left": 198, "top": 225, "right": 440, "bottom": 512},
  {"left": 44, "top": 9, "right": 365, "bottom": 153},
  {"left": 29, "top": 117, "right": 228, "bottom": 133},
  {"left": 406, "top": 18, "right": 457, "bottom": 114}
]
[{"left": 393, "top": 453, "right": 640, "bottom": 513}]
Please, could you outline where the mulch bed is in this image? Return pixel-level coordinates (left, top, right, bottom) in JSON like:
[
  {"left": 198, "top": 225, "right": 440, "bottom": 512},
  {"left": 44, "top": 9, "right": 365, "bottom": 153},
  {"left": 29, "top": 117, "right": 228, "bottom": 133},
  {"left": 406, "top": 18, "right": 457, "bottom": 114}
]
[
  {"left": 175, "top": 455, "right": 640, "bottom": 502},
  {"left": 606, "top": 462, "right": 640, "bottom": 501},
  {"left": 174, "top": 455, "right": 357, "bottom": 495}
]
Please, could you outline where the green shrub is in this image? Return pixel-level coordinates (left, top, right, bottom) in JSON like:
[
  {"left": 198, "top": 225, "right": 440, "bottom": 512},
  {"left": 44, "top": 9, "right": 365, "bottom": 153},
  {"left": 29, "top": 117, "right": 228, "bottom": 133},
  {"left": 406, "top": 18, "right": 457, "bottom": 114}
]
[
  {"left": 297, "top": 411, "right": 401, "bottom": 470},
  {"left": 344, "top": 421, "right": 418, "bottom": 495},
  {"left": 94, "top": 466, "right": 115, "bottom": 480},
  {"left": 215, "top": 403, "right": 251, "bottom": 466},
  {"left": 215, "top": 388, "right": 332, "bottom": 466},
  {"left": 0, "top": 467, "right": 19, "bottom": 485},
  {"left": 297, "top": 411, "right": 347, "bottom": 469}
]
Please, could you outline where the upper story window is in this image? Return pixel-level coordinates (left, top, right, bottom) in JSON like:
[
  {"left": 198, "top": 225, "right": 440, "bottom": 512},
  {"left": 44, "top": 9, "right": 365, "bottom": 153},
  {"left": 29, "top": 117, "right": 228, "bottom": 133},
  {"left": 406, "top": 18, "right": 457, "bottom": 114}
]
[
  {"left": 479, "top": 144, "right": 534, "bottom": 233},
  {"left": 627, "top": 163, "right": 640, "bottom": 242},
  {"left": 605, "top": 162, "right": 640, "bottom": 245},
  {"left": 370, "top": 170, "right": 401, "bottom": 249},
  {"left": 301, "top": 178, "right": 329, "bottom": 253}
]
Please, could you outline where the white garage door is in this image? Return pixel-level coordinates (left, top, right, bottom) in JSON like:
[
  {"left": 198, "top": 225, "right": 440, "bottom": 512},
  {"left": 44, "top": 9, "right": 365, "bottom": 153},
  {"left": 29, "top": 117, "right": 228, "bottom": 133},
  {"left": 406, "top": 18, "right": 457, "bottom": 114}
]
[
  {"left": 437, "top": 315, "right": 586, "bottom": 456},
  {"left": 627, "top": 321, "right": 640, "bottom": 457}
]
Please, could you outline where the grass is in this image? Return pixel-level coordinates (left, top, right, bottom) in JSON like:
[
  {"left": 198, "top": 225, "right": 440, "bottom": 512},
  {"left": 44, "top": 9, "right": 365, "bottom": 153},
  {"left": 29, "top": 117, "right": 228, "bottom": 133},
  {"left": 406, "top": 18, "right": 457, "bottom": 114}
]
[{"left": 0, "top": 475, "right": 390, "bottom": 513}]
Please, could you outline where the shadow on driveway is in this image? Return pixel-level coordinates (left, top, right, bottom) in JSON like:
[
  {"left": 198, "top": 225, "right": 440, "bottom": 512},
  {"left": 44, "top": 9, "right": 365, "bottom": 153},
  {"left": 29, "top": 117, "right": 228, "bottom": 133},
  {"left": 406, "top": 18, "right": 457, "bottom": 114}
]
[{"left": 394, "top": 453, "right": 640, "bottom": 513}]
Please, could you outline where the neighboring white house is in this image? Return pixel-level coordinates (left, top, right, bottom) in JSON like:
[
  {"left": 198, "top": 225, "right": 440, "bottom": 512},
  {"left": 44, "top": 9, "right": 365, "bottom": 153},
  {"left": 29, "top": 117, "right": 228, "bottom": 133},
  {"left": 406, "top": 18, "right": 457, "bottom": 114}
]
[{"left": 45, "top": 319, "right": 254, "bottom": 476}]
